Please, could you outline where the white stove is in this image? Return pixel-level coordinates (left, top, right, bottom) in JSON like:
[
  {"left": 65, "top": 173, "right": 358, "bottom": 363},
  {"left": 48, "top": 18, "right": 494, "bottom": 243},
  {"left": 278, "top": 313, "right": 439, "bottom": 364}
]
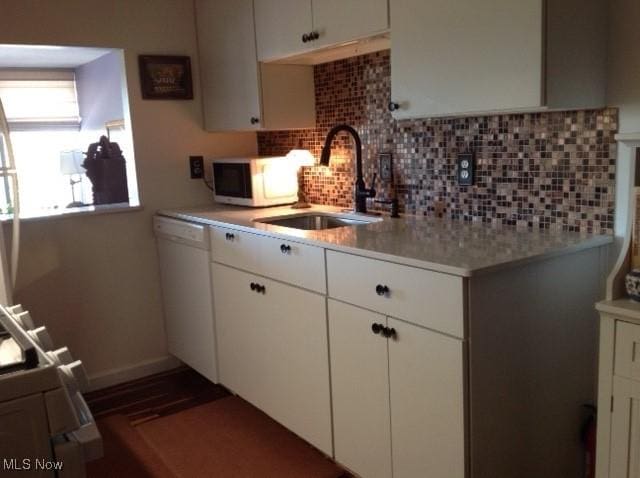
[{"left": 0, "top": 304, "right": 102, "bottom": 477}]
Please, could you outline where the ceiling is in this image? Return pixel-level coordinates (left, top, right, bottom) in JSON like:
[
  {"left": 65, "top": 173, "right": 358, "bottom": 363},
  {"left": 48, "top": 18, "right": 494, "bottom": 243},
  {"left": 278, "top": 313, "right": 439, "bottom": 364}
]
[{"left": 0, "top": 45, "right": 114, "bottom": 68}]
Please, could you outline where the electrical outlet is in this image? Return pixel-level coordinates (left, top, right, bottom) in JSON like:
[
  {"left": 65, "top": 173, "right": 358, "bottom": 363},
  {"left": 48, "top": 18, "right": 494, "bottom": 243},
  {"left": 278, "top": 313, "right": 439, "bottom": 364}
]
[
  {"left": 189, "top": 156, "right": 204, "bottom": 179},
  {"left": 457, "top": 152, "right": 474, "bottom": 186},
  {"left": 379, "top": 153, "right": 393, "bottom": 181}
]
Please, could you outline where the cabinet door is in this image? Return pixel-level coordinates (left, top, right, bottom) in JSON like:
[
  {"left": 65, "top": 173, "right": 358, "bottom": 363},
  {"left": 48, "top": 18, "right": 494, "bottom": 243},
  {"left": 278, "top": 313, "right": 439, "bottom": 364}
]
[
  {"left": 254, "top": 0, "right": 313, "bottom": 61},
  {"left": 312, "top": 0, "right": 389, "bottom": 49},
  {"left": 211, "top": 263, "right": 332, "bottom": 455},
  {"left": 211, "top": 263, "right": 268, "bottom": 406},
  {"left": 0, "top": 394, "right": 52, "bottom": 478},
  {"left": 390, "top": 0, "right": 543, "bottom": 119},
  {"left": 615, "top": 321, "right": 640, "bottom": 381},
  {"left": 196, "top": 0, "right": 262, "bottom": 130},
  {"left": 610, "top": 376, "right": 640, "bottom": 478},
  {"left": 157, "top": 238, "right": 217, "bottom": 382},
  {"left": 328, "top": 300, "right": 392, "bottom": 478},
  {"left": 388, "top": 318, "right": 465, "bottom": 478}
]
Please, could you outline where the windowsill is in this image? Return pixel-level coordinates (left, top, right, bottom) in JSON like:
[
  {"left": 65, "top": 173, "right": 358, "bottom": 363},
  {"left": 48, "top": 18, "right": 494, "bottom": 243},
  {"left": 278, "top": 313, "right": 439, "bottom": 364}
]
[{"left": 0, "top": 202, "right": 143, "bottom": 223}]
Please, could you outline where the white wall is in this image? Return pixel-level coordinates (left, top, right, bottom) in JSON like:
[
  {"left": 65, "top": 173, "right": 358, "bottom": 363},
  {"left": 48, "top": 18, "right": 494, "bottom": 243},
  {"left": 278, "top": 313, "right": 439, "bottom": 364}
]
[
  {"left": 0, "top": 0, "right": 257, "bottom": 386},
  {"left": 76, "top": 50, "right": 125, "bottom": 133},
  {"left": 608, "top": 0, "right": 640, "bottom": 134}
]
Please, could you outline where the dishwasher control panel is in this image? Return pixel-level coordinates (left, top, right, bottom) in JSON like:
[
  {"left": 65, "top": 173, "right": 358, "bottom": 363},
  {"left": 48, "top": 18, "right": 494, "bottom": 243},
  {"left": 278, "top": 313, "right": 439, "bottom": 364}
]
[{"left": 154, "top": 216, "right": 207, "bottom": 244}]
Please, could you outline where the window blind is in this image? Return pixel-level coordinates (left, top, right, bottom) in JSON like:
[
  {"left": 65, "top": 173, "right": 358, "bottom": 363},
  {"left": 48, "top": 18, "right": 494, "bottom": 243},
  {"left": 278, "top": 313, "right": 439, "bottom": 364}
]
[{"left": 0, "top": 70, "right": 81, "bottom": 130}]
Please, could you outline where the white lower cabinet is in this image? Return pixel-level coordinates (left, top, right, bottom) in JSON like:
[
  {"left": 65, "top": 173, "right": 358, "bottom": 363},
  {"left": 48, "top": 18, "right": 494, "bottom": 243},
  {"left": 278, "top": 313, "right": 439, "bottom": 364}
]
[
  {"left": 329, "top": 300, "right": 392, "bottom": 478},
  {"left": 211, "top": 262, "right": 332, "bottom": 455},
  {"left": 388, "top": 317, "right": 465, "bottom": 478},
  {"left": 329, "top": 299, "right": 465, "bottom": 478},
  {"left": 610, "top": 376, "right": 640, "bottom": 478},
  {"left": 157, "top": 236, "right": 217, "bottom": 382},
  {"left": 597, "top": 313, "right": 640, "bottom": 478}
]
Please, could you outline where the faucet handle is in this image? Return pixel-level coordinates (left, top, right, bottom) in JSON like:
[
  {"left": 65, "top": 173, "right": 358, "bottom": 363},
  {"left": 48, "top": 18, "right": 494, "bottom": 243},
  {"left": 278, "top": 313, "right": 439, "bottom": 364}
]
[
  {"left": 375, "top": 197, "right": 400, "bottom": 218},
  {"left": 368, "top": 173, "right": 377, "bottom": 197}
]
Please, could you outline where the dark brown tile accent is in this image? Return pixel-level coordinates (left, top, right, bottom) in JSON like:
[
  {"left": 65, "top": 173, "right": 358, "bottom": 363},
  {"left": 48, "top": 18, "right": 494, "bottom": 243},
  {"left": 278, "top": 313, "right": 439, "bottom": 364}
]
[{"left": 258, "top": 50, "right": 617, "bottom": 234}]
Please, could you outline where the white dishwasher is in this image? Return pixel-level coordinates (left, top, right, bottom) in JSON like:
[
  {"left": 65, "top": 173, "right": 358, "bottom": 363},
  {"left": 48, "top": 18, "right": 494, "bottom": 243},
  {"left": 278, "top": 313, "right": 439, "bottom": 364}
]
[{"left": 154, "top": 216, "right": 217, "bottom": 382}]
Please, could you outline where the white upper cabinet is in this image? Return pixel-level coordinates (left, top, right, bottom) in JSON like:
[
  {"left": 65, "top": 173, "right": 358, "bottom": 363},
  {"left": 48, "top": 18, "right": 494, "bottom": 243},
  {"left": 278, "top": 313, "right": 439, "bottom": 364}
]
[
  {"left": 254, "top": 0, "right": 313, "bottom": 62},
  {"left": 311, "top": 0, "right": 389, "bottom": 49},
  {"left": 196, "top": 0, "right": 315, "bottom": 131},
  {"left": 196, "top": 0, "right": 261, "bottom": 131},
  {"left": 255, "top": 0, "right": 389, "bottom": 62},
  {"left": 390, "top": 0, "right": 607, "bottom": 119}
]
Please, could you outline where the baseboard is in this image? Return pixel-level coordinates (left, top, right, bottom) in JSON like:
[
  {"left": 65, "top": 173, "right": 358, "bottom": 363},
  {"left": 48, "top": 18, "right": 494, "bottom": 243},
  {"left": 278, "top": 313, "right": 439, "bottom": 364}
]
[{"left": 87, "top": 355, "right": 182, "bottom": 392}]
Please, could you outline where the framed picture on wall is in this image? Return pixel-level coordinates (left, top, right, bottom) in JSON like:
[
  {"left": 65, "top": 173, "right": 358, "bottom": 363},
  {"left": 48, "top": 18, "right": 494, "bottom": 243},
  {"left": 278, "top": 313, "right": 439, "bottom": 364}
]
[{"left": 138, "top": 55, "right": 193, "bottom": 100}]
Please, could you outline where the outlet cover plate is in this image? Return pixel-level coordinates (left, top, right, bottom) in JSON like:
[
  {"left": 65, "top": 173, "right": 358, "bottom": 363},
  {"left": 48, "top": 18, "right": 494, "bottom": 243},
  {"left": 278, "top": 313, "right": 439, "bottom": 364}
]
[
  {"left": 189, "top": 156, "right": 204, "bottom": 179},
  {"left": 457, "top": 152, "right": 474, "bottom": 186}
]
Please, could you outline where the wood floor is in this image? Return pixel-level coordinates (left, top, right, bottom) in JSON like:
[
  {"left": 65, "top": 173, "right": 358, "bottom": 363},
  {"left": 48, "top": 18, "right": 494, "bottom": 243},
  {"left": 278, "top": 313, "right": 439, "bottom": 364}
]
[
  {"left": 84, "top": 366, "right": 230, "bottom": 425},
  {"left": 85, "top": 367, "right": 351, "bottom": 478}
]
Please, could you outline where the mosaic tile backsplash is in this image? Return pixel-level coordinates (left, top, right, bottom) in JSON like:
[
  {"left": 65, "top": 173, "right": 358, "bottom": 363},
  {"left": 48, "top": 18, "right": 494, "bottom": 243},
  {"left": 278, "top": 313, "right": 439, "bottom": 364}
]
[{"left": 258, "top": 50, "right": 617, "bottom": 234}]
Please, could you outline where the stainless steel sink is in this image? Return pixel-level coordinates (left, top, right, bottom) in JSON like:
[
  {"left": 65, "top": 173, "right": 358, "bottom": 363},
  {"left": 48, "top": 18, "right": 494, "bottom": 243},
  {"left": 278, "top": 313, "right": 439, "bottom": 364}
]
[{"left": 255, "top": 213, "right": 380, "bottom": 231}]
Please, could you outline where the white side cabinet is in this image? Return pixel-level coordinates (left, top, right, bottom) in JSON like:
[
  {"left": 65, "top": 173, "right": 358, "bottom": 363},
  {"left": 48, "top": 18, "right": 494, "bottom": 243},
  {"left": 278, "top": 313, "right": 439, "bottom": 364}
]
[
  {"left": 195, "top": 0, "right": 315, "bottom": 131},
  {"left": 389, "top": 0, "right": 606, "bottom": 119},
  {"left": 329, "top": 299, "right": 465, "bottom": 478},
  {"left": 254, "top": 0, "right": 389, "bottom": 62},
  {"left": 596, "top": 302, "right": 640, "bottom": 478}
]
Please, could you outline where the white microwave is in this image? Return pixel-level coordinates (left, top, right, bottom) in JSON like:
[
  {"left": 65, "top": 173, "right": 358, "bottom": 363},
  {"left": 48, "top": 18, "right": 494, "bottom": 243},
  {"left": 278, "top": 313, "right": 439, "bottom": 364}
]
[{"left": 212, "top": 156, "right": 299, "bottom": 207}]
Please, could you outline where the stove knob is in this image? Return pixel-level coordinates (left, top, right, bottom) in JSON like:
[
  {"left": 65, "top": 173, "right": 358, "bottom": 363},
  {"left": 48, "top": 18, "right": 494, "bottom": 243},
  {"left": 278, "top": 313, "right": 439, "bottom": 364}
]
[
  {"left": 62, "top": 360, "right": 89, "bottom": 393},
  {"left": 6, "top": 304, "right": 24, "bottom": 314},
  {"left": 47, "top": 347, "right": 73, "bottom": 365},
  {"left": 58, "top": 365, "right": 80, "bottom": 395},
  {"left": 14, "top": 311, "right": 35, "bottom": 330},
  {"left": 28, "top": 326, "right": 54, "bottom": 350}
]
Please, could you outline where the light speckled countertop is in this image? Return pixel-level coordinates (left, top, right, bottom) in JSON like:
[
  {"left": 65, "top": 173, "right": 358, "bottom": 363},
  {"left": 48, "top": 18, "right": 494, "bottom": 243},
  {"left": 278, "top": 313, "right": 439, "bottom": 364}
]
[{"left": 158, "top": 204, "right": 612, "bottom": 277}]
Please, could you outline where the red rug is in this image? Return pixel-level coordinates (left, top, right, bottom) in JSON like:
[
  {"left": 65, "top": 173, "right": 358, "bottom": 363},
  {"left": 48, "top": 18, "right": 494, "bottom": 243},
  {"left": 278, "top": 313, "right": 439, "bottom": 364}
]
[{"left": 88, "top": 396, "right": 346, "bottom": 478}]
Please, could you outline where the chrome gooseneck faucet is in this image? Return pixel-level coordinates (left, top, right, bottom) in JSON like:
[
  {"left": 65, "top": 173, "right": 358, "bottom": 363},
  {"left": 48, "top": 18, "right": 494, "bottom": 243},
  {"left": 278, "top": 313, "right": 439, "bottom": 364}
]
[{"left": 319, "top": 124, "right": 376, "bottom": 213}]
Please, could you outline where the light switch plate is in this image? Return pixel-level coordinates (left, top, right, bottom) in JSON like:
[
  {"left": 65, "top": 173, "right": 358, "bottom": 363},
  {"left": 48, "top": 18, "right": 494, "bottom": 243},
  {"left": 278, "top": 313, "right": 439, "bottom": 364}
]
[
  {"left": 457, "top": 152, "right": 474, "bottom": 186},
  {"left": 379, "top": 153, "right": 393, "bottom": 181}
]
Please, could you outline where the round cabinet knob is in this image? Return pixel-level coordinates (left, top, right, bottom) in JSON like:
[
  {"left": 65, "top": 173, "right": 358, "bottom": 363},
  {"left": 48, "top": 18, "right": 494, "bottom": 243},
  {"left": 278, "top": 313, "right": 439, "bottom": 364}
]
[
  {"left": 250, "top": 117, "right": 260, "bottom": 125},
  {"left": 382, "top": 327, "right": 397, "bottom": 339},
  {"left": 388, "top": 102, "right": 400, "bottom": 112},
  {"left": 302, "top": 33, "right": 309, "bottom": 43},
  {"left": 375, "top": 284, "right": 390, "bottom": 296},
  {"left": 250, "top": 282, "right": 257, "bottom": 291},
  {"left": 225, "top": 232, "right": 235, "bottom": 241},
  {"left": 371, "top": 323, "right": 383, "bottom": 335},
  {"left": 257, "top": 284, "right": 266, "bottom": 294},
  {"left": 309, "top": 31, "right": 319, "bottom": 41},
  {"left": 280, "top": 244, "right": 291, "bottom": 254}
]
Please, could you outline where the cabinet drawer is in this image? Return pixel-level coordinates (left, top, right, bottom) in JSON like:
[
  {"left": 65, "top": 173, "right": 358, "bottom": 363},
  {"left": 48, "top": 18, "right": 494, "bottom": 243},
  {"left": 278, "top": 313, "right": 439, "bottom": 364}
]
[
  {"left": 326, "top": 251, "right": 464, "bottom": 338},
  {"left": 210, "top": 225, "right": 325, "bottom": 292},
  {"left": 614, "top": 321, "right": 640, "bottom": 381},
  {"left": 258, "top": 235, "right": 326, "bottom": 293},
  {"left": 210, "top": 225, "right": 262, "bottom": 273}
]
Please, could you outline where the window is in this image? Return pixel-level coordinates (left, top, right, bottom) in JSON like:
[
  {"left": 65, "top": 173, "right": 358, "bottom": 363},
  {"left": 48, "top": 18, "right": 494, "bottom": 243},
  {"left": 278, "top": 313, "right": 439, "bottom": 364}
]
[
  {"left": 0, "top": 70, "right": 80, "bottom": 128},
  {"left": 0, "top": 45, "right": 139, "bottom": 219}
]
